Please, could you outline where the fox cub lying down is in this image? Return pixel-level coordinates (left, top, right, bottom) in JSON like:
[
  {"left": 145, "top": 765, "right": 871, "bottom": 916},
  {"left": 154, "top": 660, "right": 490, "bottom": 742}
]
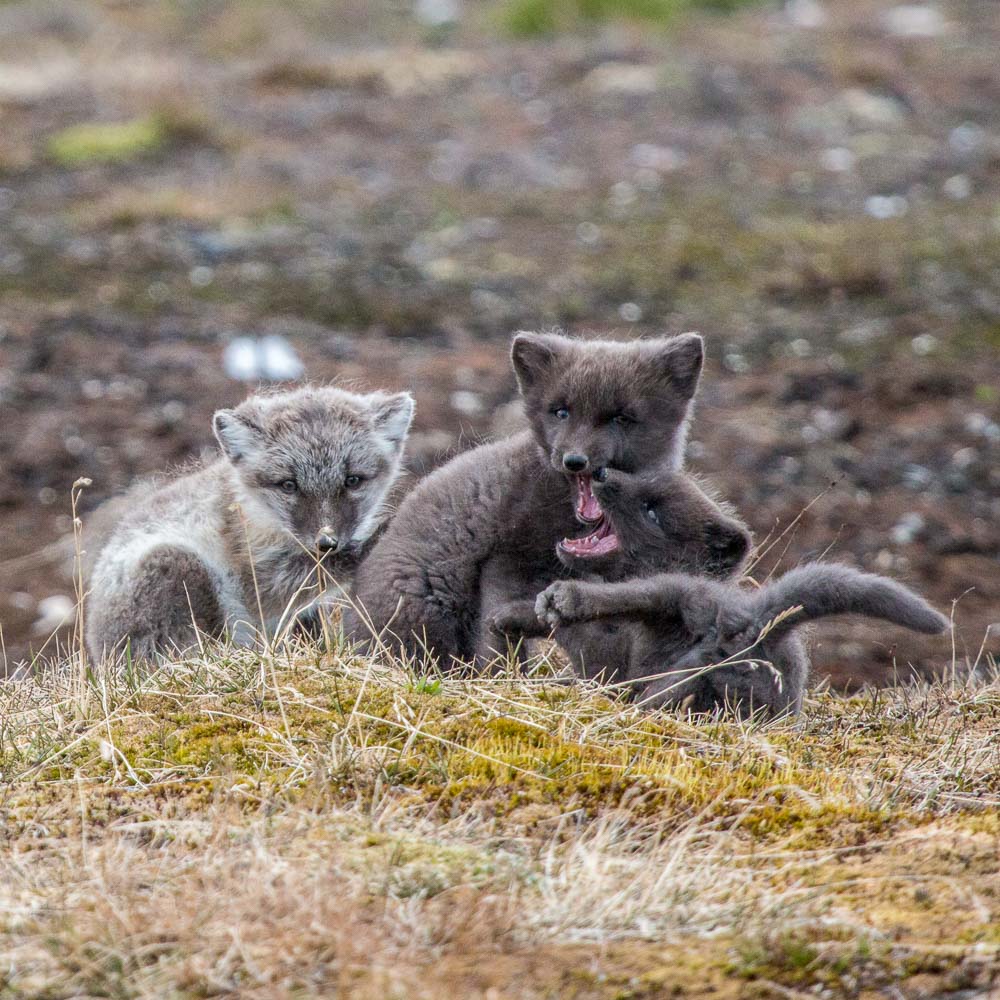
[
  {"left": 495, "top": 467, "right": 949, "bottom": 716},
  {"left": 84, "top": 386, "right": 414, "bottom": 663}
]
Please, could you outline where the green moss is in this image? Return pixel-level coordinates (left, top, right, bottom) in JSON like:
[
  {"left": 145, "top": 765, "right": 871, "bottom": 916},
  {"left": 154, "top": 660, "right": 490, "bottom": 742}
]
[
  {"left": 46, "top": 110, "right": 212, "bottom": 168},
  {"left": 48, "top": 118, "right": 170, "bottom": 167},
  {"left": 501, "top": 0, "right": 760, "bottom": 37}
]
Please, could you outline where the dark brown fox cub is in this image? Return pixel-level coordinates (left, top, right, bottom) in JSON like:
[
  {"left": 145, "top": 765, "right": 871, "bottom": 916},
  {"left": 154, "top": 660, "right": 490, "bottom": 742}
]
[
  {"left": 345, "top": 330, "right": 706, "bottom": 666},
  {"left": 509, "top": 468, "right": 949, "bottom": 717}
]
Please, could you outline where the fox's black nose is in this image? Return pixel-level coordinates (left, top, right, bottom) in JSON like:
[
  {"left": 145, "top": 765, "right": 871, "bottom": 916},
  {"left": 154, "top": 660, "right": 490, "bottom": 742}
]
[
  {"left": 316, "top": 532, "right": 339, "bottom": 553},
  {"left": 563, "top": 453, "right": 589, "bottom": 473}
]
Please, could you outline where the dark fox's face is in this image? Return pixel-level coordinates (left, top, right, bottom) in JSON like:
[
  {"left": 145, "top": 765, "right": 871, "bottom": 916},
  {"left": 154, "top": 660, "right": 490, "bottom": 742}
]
[
  {"left": 511, "top": 331, "right": 704, "bottom": 528},
  {"left": 555, "top": 466, "right": 751, "bottom": 581},
  {"left": 214, "top": 387, "right": 415, "bottom": 557}
]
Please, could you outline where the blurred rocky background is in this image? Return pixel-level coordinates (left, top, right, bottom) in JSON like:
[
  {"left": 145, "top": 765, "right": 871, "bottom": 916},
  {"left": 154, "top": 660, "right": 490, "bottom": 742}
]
[{"left": 1, "top": 0, "right": 998, "bottom": 682}]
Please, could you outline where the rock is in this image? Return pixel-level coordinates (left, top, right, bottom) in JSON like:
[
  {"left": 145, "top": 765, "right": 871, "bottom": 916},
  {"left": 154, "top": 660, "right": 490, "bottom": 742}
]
[
  {"left": 450, "top": 390, "right": 484, "bottom": 416},
  {"left": 865, "top": 195, "right": 908, "bottom": 219},
  {"left": 585, "top": 63, "right": 659, "bottom": 95},
  {"left": 883, "top": 4, "right": 946, "bottom": 37},
  {"left": 415, "top": 0, "right": 460, "bottom": 28},
  {"left": 842, "top": 88, "right": 906, "bottom": 127},
  {"left": 785, "top": 0, "right": 827, "bottom": 28},
  {"left": 891, "top": 512, "right": 926, "bottom": 545},
  {"left": 223, "top": 336, "right": 304, "bottom": 382},
  {"left": 32, "top": 594, "right": 75, "bottom": 635},
  {"left": 0, "top": 57, "right": 78, "bottom": 105}
]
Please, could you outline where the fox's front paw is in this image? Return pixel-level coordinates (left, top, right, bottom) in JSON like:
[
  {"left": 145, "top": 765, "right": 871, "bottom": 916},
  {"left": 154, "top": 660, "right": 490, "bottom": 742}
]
[
  {"left": 487, "top": 603, "right": 538, "bottom": 637},
  {"left": 535, "top": 581, "right": 589, "bottom": 628}
]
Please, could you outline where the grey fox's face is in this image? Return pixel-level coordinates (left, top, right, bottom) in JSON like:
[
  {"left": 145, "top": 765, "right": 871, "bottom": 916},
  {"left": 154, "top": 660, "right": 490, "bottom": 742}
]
[
  {"left": 556, "top": 467, "right": 750, "bottom": 581},
  {"left": 511, "top": 331, "right": 703, "bottom": 527},
  {"left": 213, "top": 386, "right": 415, "bottom": 556}
]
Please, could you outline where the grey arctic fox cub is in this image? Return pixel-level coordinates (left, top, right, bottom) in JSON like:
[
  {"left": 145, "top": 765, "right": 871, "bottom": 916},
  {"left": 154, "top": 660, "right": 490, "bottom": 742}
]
[
  {"left": 84, "top": 385, "right": 415, "bottom": 663},
  {"left": 524, "top": 467, "right": 949, "bottom": 717},
  {"left": 346, "top": 330, "right": 706, "bottom": 666}
]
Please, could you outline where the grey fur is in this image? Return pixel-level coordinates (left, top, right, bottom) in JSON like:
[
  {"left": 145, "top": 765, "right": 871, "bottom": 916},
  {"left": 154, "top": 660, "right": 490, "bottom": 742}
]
[
  {"left": 84, "top": 385, "right": 415, "bottom": 663},
  {"left": 529, "top": 468, "right": 949, "bottom": 717},
  {"left": 344, "top": 330, "right": 706, "bottom": 666}
]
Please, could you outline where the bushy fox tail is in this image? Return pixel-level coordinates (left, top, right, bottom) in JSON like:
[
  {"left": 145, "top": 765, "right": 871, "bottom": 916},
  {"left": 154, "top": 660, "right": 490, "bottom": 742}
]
[{"left": 750, "top": 563, "right": 949, "bottom": 642}]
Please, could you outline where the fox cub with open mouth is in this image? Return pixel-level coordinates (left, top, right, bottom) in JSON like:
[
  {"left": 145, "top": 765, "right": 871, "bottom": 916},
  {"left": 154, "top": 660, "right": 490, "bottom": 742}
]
[
  {"left": 346, "top": 330, "right": 705, "bottom": 667},
  {"left": 84, "top": 385, "right": 414, "bottom": 663},
  {"left": 524, "top": 467, "right": 949, "bottom": 717}
]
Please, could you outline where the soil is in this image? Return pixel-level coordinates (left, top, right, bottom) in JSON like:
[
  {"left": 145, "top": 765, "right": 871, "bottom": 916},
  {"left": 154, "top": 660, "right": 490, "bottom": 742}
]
[{"left": 1, "top": 0, "right": 998, "bottom": 682}]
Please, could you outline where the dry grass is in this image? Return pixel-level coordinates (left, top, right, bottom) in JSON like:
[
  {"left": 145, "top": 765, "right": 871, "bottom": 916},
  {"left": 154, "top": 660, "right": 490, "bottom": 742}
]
[{"left": 2, "top": 634, "right": 998, "bottom": 998}]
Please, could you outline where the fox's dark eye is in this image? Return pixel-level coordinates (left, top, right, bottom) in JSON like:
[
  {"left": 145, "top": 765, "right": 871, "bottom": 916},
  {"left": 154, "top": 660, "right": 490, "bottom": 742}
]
[
  {"left": 612, "top": 413, "right": 635, "bottom": 427},
  {"left": 345, "top": 474, "right": 363, "bottom": 489},
  {"left": 277, "top": 479, "right": 298, "bottom": 494},
  {"left": 551, "top": 406, "right": 570, "bottom": 420},
  {"left": 645, "top": 502, "right": 660, "bottom": 525}
]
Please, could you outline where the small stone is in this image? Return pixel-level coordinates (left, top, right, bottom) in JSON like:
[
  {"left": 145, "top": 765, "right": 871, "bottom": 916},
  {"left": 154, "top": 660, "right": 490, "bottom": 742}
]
[
  {"left": 785, "top": 0, "right": 826, "bottom": 28},
  {"left": 949, "top": 122, "right": 984, "bottom": 156},
  {"left": 586, "top": 63, "right": 658, "bottom": 95},
  {"left": 843, "top": 88, "right": 905, "bottom": 127},
  {"left": 820, "top": 147, "right": 855, "bottom": 172},
  {"left": 911, "top": 333, "right": 938, "bottom": 355},
  {"left": 942, "top": 174, "right": 971, "bottom": 200},
  {"left": 415, "top": 0, "right": 459, "bottom": 27},
  {"left": 32, "top": 595, "right": 75, "bottom": 635},
  {"left": 891, "top": 512, "right": 926, "bottom": 545},
  {"left": 883, "top": 4, "right": 946, "bottom": 37},
  {"left": 865, "top": 194, "right": 908, "bottom": 219},
  {"left": 631, "top": 144, "right": 685, "bottom": 172},
  {"left": 902, "top": 464, "right": 933, "bottom": 490},
  {"left": 618, "top": 302, "right": 643, "bottom": 323},
  {"left": 609, "top": 181, "right": 637, "bottom": 209},
  {"left": 450, "top": 390, "right": 483, "bottom": 416},
  {"left": 223, "top": 335, "right": 304, "bottom": 382},
  {"left": 189, "top": 265, "right": 214, "bottom": 287}
]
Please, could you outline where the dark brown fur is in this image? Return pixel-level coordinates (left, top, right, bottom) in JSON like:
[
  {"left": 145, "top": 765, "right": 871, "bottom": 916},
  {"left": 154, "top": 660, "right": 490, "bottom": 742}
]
[
  {"left": 527, "top": 469, "right": 949, "bottom": 717},
  {"left": 344, "top": 331, "right": 706, "bottom": 666}
]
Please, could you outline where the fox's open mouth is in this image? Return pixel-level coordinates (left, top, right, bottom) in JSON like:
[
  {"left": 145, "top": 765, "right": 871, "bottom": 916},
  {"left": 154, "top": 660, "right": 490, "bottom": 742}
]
[
  {"left": 573, "top": 473, "right": 602, "bottom": 523},
  {"left": 561, "top": 474, "right": 621, "bottom": 558}
]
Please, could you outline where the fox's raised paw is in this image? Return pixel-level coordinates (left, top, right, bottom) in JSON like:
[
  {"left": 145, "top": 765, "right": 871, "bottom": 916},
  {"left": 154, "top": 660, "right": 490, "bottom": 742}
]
[{"left": 535, "top": 581, "right": 589, "bottom": 628}]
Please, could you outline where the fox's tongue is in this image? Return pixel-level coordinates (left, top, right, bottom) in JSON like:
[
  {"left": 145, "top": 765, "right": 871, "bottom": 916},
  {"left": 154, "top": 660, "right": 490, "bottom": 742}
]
[{"left": 575, "top": 474, "right": 603, "bottom": 523}]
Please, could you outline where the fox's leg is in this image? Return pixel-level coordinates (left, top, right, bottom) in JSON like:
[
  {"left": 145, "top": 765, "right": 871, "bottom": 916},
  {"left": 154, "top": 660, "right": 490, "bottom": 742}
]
[
  {"left": 86, "top": 545, "right": 227, "bottom": 664},
  {"left": 487, "top": 600, "right": 550, "bottom": 640},
  {"left": 475, "top": 555, "right": 556, "bottom": 666},
  {"left": 536, "top": 575, "right": 716, "bottom": 629},
  {"left": 342, "top": 568, "right": 470, "bottom": 667}
]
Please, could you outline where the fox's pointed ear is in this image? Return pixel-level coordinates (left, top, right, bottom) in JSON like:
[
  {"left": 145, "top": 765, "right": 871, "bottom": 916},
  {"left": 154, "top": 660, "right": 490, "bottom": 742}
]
[
  {"left": 213, "top": 409, "right": 264, "bottom": 463},
  {"left": 370, "top": 392, "right": 415, "bottom": 448},
  {"left": 651, "top": 332, "right": 704, "bottom": 399},
  {"left": 511, "top": 332, "right": 564, "bottom": 393}
]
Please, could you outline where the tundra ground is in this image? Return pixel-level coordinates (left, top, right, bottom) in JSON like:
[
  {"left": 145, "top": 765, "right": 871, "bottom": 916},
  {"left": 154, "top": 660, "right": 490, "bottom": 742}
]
[{"left": 2, "top": 634, "right": 997, "bottom": 998}]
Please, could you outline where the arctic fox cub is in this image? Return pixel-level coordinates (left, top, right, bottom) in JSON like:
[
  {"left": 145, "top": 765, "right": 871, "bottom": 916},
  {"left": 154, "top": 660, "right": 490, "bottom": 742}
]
[
  {"left": 345, "top": 330, "right": 705, "bottom": 666},
  {"left": 84, "top": 385, "right": 414, "bottom": 662},
  {"left": 530, "top": 467, "right": 949, "bottom": 716}
]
